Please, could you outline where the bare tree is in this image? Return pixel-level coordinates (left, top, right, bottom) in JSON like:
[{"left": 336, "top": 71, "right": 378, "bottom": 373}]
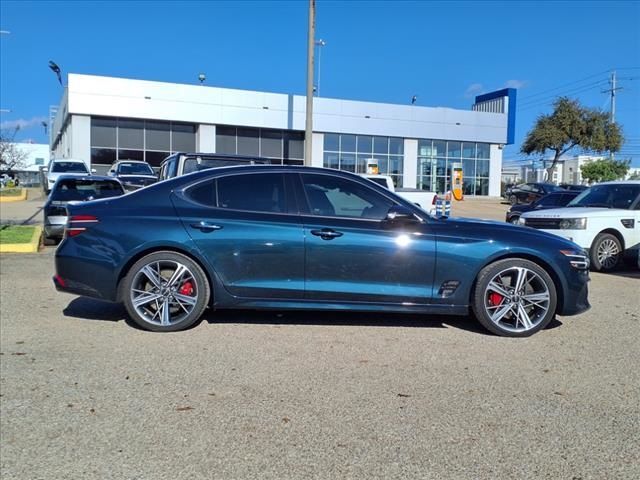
[{"left": 0, "top": 127, "right": 29, "bottom": 172}]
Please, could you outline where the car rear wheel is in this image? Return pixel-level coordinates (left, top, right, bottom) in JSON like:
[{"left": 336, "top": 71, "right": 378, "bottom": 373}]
[
  {"left": 472, "top": 258, "right": 557, "bottom": 337},
  {"left": 589, "top": 233, "right": 621, "bottom": 272},
  {"left": 122, "top": 251, "right": 210, "bottom": 332}
]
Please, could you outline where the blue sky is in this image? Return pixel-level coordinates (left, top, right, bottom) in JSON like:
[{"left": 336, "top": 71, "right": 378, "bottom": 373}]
[{"left": 1, "top": 0, "right": 639, "bottom": 166}]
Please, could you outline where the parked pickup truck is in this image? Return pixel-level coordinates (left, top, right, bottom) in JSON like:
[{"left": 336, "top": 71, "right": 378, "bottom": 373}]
[{"left": 361, "top": 174, "right": 438, "bottom": 215}]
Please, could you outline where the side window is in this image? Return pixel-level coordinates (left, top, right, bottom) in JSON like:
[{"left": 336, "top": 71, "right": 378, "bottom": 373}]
[
  {"left": 301, "top": 174, "right": 394, "bottom": 219},
  {"left": 167, "top": 159, "right": 178, "bottom": 178},
  {"left": 186, "top": 179, "right": 217, "bottom": 206},
  {"left": 539, "top": 194, "right": 558, "bottom": 206},
  {"left": 217, "top": 173, "right": 286, "bottom": 213}
]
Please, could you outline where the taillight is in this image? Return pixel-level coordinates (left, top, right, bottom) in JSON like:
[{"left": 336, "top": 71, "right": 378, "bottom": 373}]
[
  {"left": 66, "top": 215, "right": 99, "bottom": 237},
  {"left": 432, "top": 195, "right": 438, "bottom": 205}
]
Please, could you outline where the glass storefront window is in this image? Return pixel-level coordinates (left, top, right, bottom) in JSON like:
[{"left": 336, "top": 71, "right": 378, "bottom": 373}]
[
  {"left": 477, "top": 143, "right": 490, "bottom": 159},
  {"left": 236, "top": 128, "right": 259, "bottom": 156},
  {"left": 462, "top": 142, "right": 476, "bottom": 158},
  {"left": 341, "top": 135, "right": 356, "bottom": 152},
  {"left": 389, "top": 137, "right": 404, "bottom": 155},
  {"left": 340, "top": 154, "right": 356, "bottom": 172},
  {"left": 172, "top": 123, "right": 196, "bottom": 152},
  {"left": 373, "top": 137, "right": 388, "bottom": 154},
  {"left": 324, "top": 152, "right": 339, "bottom": 169},
  {"left": 324, "top": 133, "right": 339, "bottom": 152},
  {"left": 146, "top": 121, "right": 170, "bottom": 151},
  {"left": 91, "top": 118, "right": 117, "bottom": 147},
  {"left": 118, "top": 120, "right": 144, "bottom": 149},
  {"left": 357, "top": 136, "right": 373, "bottom": 154},
  {"left": 261, "top": 130, "right": 282, "bottom": 158},
  {"left": 216, "top": 126, "right": 236, "bottom": 154},
  {"left": 417, "top": 139, "right": 493, "bottom": 195}
]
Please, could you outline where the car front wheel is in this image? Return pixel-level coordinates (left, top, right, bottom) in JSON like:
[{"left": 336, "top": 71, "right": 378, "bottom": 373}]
[
  {"left": 472, "top": 258, "right": 557, "bottom": 337},
  {"left": 122, "top": 251, "right": 210, "bottom": 332},
  {"left": 589, "top": 233, "right": 621, "bottom": 272}
]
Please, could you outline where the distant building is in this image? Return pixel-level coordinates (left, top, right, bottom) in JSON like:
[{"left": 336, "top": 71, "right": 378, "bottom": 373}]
[{"left": 50, "top": 74, "right": 517, "bottom": 196}]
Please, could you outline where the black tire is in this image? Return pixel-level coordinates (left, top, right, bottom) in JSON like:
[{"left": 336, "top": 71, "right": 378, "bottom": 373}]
[
  {"left": 43, "top": 235, "right": 58, "bottom": 246},
  {"left": 122, "top": 251, "right": 210, "bottom": 332},
  {"left": 589, "top": 233, "right": 622, "bottom": 272},
  {"left": 509, "top": 195, "right": 518, "bottom": 205},
  {"left": 471, "top": 258, "right": 558, "bottom": 337}
]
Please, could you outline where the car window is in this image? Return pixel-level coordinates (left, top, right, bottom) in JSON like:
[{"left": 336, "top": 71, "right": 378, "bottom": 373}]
[
  {"left": 301, "top": 174, "right": 394, "bottom": 219},
  {"left": 537, "top": 195, "right": 559, "bottom": 206},
  {"left": 51, "top": 162, "right": 89, "bottom": 173},
  {"left": 186, "top": 179, "right": 217, "bottom": 207},
  {"left": 216, "top": 173, "right": 286, "bottom": 213},
  {"left": 50, "top": 179, "right": 124, "bottom": 201},
  {"left": 118, "top": 162, "right": 154, "bottom": 175},
  {"left": 167, "top": 158, "right": 178, "bottom": 178},
  {"left": 569, "top": 184, "right": 640, "bottom": 210}
]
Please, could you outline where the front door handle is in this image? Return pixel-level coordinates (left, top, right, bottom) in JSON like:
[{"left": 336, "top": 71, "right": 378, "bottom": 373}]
[
  {"left": 310, "top": 228, "right": 343, "bottom": 240},
  {"left": 190, "top": 221, "right": 223, "bottom": 232}
]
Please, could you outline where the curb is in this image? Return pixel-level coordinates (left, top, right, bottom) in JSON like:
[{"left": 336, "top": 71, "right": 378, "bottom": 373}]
[
  {"left": 0, "top": 226, "right": 42, "bottom": 253},
  {"left": 0, "top": 189, "right": 28, "bottom": 203}
]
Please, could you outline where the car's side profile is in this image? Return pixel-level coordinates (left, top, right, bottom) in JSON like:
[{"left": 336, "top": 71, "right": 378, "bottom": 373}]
[
  {"left": 506, "top": 183, "right": 565, "bottom": 205},
  {"left": 158, "top": 152, "right": 271, "bottom": 181},
  {"left": 54, "top": 166, "right": 590, "bottom": 337}
]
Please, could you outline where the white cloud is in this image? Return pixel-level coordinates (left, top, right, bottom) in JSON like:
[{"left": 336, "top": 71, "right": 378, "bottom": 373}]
[
  {"left": 503, "top": 79, "right": 527, "bottom": 89},
  {"left": 464, "top": 83, "right": 484, "bottom": 98},
  {"left": 0, "top": 116, "right": 48, "bottom": 131}
]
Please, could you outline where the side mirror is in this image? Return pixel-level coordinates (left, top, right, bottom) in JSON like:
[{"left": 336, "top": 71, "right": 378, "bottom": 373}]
[{"left": 383, "top": 205, "right": 420, "bottom": 227}]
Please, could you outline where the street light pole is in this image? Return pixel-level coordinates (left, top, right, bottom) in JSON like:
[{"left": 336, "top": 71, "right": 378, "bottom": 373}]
[
  {"left": 315, "top": 39, "right": 326, "bottom": 97},
  {"left": 304, "top": 0, "right": 315, "bottom": 167}
]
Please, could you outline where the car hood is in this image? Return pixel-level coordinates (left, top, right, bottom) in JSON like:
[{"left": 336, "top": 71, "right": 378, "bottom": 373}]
[
  {"left": 521, "top": 207, "right": 630, "bottom": 218},
  {"left": 440, "top": 216, "right": 580, "bottom": 248}
]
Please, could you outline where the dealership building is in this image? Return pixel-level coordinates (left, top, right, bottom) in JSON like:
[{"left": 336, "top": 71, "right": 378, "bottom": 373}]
[{"left": 50, "top": 74, "right": 516, "bottom": 196}]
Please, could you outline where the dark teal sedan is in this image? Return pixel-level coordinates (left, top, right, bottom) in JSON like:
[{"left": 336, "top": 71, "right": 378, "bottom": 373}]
[{"left": 54, "top": 165, "right": 590, "bottom": 337}]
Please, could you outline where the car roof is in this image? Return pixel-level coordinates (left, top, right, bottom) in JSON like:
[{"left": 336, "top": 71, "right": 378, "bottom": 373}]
[
  {"left": 159, "top": 152, "right": 271, "bottom": 166},
  {"left": 51, "top": 158, "right": 86, "bottom": 163},
  {"left": 55, "top": 175, "right": 121, "bottom": 182},
  {"left": 594, "top": 180, "right": 640, "bottom": 185},
  {"left": 114, "top": 160, "right": 150, "bottom": 164}
]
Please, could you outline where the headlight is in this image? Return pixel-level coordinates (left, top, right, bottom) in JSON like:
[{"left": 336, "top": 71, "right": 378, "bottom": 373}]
[
  {"left": 560, "top": 249, "right": 590, "bottom": 269},
  {"left": 48, "top": 178, "right": 55, "bottom": 183},
  {"left": 517, "top": 217, "right": 526, "bottom": 226},
  {"left": 559, "top": 218, "right": 587, "bottom": 230}
]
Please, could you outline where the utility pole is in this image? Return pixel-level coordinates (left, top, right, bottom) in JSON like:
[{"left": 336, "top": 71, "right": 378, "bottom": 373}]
[
  {"left": 304, "top": 0, "right": 315, "bottom": 167},
  {"left": 602, "top": 70, "right": 623, "bottom": 159}
]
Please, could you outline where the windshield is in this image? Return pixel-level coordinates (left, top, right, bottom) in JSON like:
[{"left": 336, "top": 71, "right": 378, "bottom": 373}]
[
  {"left": 568, "top": 184, "right": 640, "bottom": 210},
  {"left": 51, "top": 179, "right": 125, "bottom": 201},
  {"left": 51, "top": 162, "right": 89, "bottom": 173},
  {"left": 117, "top": 162, "right": 155, "bottom": 175}
]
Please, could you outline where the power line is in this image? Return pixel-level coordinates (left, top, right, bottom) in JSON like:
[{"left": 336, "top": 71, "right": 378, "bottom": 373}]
[{"left": 518, "top": 70, "right": 610, "bottom": 101}]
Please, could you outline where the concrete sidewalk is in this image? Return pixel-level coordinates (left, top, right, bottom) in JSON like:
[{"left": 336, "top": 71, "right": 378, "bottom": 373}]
[
  {"left": 0, "top": 188, "right": 46, "bottom": 226},
  {"left": 448, "top": 196, "right": 510, "bottom": 222}
]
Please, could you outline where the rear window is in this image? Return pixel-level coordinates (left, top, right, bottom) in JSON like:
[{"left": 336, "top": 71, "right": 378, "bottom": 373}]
[
  {"left": 51, "top": 179, "right": 125, "bottom": 201},
  {"left": 51, "top": 162, "right": 89, "bottom": 173}
]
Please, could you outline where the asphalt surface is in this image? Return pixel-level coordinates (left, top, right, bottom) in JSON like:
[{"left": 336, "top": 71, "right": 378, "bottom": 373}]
[{"left": 1, "top": 246, "right": 639, "bottom": 479}]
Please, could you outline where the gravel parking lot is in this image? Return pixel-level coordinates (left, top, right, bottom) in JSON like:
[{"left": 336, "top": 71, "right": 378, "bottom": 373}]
[{"left": 1, "top": 197, "right": 639, "bottom": 479}]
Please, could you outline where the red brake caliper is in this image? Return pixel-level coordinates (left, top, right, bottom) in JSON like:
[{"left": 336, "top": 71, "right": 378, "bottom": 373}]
[
  {"left": 488, "top": 292, "right": 504, "bottom": 306},
  {"left": 179, "top": 281, "right": 194, "bottom": 296}
]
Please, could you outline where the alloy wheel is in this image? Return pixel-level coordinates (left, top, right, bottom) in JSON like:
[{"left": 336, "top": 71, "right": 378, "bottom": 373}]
[
  {"left": 596, "top": 238, "right": 620, "bottom": 270},
  {"left": 483, "top": 266, "right": 551, "bottom": 334},
  {"left": 130, "top": 260, "right": 199, "bottom": 327}
]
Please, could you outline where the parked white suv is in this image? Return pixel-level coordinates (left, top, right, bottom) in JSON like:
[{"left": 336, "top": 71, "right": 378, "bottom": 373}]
[
  {"left": 520, "top": 181, "right": 640, "bottom": 271},
  {"left": 45, "top": 159, "right": 93, "bottom": 193}
]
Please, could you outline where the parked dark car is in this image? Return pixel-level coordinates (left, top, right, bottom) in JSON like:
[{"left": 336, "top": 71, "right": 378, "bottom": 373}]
[
  {"left": 158, "top": 152, "right": 271, "bottom": 181},
  {"left": 558, "top": 183, "right": 589, "bottom": 192},
  {"left": 43, "top": 176, "right": 125, "bottom": 244},
  {"left": 505, "top": 191, "right": 580, "bottom": 224},
  {"left": 108, "top": 160, "right": 158, "bottom": 191},
  {"left": 506, "top": 183, "right": 565, "bottom": 205},
  {"left": 54, "top": 165, "right": 590, "bottom": 337}
]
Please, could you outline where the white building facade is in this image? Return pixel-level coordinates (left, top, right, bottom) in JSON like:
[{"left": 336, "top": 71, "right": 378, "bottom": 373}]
[{"left": 51, "top": 74, "right": 516, "bottom": 196}]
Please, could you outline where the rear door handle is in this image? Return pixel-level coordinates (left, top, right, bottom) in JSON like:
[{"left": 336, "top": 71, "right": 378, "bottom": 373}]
[
  {"left": 190, "top": 221, "right": 223, "bottom": 232},
  {"left": 310, "top": 228, "right": 343, "bottom": 240}
]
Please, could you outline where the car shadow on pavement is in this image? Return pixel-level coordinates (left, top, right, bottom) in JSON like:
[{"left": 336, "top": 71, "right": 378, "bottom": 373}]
[{"left": 62, "top": 297, "right": 563, "bottom": 336}]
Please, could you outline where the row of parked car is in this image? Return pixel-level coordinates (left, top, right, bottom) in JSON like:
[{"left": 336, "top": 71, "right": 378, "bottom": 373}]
[{"left": 505, "top": 181, "right": 640, "bottom": 272}]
